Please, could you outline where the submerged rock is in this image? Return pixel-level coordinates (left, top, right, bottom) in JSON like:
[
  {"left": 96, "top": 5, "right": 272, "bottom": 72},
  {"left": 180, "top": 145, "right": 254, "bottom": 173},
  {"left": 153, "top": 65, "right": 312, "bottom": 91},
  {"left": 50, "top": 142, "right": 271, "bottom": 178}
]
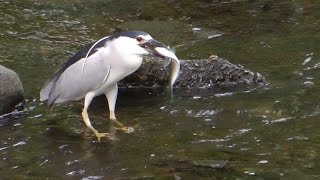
[
  {"left": 0, "top": 65, "right": 24, "bottom": 115},
  {"left": 120, "top": 56, "right": 268, "bottom": 89}
]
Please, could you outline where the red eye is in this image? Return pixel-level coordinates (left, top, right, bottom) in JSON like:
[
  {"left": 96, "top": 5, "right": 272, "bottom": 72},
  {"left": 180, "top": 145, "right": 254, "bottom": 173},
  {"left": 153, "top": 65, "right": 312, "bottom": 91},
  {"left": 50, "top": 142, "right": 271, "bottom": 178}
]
[{"left": 136, "top": 36, "right": 143, "bottom": 42}]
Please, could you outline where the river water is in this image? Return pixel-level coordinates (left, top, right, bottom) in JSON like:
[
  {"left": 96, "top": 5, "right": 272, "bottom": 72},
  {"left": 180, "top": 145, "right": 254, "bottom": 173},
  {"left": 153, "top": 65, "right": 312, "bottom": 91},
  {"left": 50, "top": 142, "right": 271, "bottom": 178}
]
[{"left": 1, "top": 0, "right": 320, "bottom": 179}]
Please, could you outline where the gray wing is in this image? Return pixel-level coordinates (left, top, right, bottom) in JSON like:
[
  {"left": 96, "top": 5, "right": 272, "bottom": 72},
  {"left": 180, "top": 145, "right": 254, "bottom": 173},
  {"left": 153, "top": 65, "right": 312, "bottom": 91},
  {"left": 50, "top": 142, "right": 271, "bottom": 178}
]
[
  {"left": 40, "top": 36, "right": 113, "bottom": 107},
  {"left": 41, "top": 51, "right": 110, "bottom": 107}
]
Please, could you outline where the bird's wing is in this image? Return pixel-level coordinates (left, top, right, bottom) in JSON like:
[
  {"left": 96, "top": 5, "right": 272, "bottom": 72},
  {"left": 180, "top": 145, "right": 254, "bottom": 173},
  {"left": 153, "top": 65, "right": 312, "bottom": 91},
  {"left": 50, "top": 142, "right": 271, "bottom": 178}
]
[
  {"left": 47, "top": 52, "right": 111, "bottom": 107},
  {"left": 40, "top": 36, "right": 114, "bottom": 106},
  {"left": 81, "top": 36, "right": 111, "bottom": 73}
]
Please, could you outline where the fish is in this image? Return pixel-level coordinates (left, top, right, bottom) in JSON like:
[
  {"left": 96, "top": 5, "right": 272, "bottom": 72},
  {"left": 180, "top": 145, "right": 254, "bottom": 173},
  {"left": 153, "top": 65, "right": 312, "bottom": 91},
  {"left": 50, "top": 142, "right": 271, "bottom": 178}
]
[{"left": 154, "top": 47, "right": 180, "bottom": 89}]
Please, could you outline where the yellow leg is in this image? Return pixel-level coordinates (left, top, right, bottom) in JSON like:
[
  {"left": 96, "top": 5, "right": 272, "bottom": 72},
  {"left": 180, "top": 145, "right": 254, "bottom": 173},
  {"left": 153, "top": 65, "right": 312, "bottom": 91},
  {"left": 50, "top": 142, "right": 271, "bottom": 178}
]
[
  {"left": 109, "top": 111, "right": 134, "bottom": 133},
  {"left": 105, "top": 84, "right": 134, "bottom": 134},
  {"left": 110, "top": 112, "right": 134, "bottom": 133},
  {"left": 82, "top": 92, "right": 116, "bottom": 141},
  {"left": 82, "top": 110, "right": 115, "bottom": 141}
]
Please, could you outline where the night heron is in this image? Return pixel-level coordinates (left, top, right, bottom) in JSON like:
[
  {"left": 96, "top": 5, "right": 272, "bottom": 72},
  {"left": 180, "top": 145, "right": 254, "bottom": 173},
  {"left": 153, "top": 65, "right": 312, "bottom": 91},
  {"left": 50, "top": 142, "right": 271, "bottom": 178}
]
[{"left": 40, "top": 31, "right": 179, "bottom": 141}]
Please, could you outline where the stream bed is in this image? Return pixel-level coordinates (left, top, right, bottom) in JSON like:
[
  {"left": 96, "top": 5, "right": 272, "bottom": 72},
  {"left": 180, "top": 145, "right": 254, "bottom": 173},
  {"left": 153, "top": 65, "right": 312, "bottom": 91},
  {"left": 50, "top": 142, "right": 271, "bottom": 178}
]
[{"left": 1, "top": 0, "right": 320, "bottom": 179}]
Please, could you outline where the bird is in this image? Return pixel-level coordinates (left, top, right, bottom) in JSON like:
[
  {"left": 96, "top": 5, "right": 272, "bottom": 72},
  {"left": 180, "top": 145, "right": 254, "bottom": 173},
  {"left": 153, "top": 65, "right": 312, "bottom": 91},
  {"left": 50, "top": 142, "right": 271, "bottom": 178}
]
[{"left": 40, "top": 31, "right": 179, "bottom": 141}]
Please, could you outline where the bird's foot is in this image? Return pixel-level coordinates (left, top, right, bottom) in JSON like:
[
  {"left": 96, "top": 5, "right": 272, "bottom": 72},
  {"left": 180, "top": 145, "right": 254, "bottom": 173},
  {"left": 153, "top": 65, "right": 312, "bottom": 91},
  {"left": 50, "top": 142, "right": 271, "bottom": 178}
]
[
  {"left": 114, "top": 126, "right": 134, "bottom": 133},
  {"left": 110, "top": 119, "right": 135, "bottom": 133},
  {"left": 94, "top": 132, "right": 118, "bottom": 142}
]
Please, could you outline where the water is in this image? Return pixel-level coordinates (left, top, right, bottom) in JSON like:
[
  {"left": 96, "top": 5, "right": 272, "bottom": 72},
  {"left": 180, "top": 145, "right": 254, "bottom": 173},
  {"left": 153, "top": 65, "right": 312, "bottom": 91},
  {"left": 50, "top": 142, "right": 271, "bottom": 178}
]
[{"left": 1, "top": 0, "right": 320, "bottom": 179}]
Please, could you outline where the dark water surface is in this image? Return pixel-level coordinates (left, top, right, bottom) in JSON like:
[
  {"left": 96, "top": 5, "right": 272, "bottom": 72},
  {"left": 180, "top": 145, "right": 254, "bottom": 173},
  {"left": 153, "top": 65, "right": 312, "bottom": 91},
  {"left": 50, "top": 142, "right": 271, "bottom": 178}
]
[{"left": 1, "top": 0, "right": 320, "bottom": 179}]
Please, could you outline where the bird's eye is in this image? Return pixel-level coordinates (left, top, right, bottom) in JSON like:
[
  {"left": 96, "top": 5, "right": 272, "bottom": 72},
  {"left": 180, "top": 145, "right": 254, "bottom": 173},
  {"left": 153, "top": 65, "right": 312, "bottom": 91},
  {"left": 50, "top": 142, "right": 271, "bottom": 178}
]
[{"left": 136, "top": 36, "right": 143, "bottom": 42}]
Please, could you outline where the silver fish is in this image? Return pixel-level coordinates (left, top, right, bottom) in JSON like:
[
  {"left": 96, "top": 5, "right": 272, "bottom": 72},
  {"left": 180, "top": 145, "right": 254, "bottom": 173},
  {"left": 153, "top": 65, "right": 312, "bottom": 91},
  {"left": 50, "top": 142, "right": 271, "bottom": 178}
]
[{"left": 154, "top": 47, "right": 180, "bottom": 89}]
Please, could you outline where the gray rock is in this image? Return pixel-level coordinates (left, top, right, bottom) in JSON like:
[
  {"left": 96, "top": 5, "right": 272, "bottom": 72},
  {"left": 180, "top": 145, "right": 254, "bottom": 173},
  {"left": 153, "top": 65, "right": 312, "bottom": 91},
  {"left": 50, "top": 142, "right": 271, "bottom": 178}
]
[
  {"left": 120, "top": 56, "right": 268, "bottom": 89},
  {"left": 0, "top": 65, "right": 24, "bottom": 115}
]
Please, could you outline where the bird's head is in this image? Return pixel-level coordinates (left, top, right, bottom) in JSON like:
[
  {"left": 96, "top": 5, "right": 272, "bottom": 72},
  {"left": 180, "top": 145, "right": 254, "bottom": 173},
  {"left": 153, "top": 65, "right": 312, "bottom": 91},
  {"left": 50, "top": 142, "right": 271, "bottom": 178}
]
[
  {"left": 112, "top": 31, "right": 180, "bottom": 87},
  {"left": 115, "top": 31, "right": 178, "bottom": 61}
]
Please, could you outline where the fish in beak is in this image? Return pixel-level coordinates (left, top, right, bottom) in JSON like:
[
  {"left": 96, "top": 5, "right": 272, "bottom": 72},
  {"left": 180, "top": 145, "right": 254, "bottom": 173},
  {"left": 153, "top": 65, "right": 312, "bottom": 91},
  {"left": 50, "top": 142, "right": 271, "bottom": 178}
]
[{"left": 140, "top": 39, "right": 180, "bottom": 88}]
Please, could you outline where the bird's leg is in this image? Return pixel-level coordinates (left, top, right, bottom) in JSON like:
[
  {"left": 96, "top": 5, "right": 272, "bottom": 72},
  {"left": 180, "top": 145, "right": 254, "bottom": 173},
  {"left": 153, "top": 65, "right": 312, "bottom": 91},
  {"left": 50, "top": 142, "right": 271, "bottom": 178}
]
[
  {"left": 83, "top": 92, "right": 115, "bottom": 141},
  {"left": 109, "top": 109, "right": 127, "bottom": 130},
  {"left": 105, "top": 84, "right": 134, "bottom": 133},
  {"left": 109, "top": 111, "right": 134, "bottom": 133},
  {"left": 82, "top": 110, "right": 112, "bottom": 141}
]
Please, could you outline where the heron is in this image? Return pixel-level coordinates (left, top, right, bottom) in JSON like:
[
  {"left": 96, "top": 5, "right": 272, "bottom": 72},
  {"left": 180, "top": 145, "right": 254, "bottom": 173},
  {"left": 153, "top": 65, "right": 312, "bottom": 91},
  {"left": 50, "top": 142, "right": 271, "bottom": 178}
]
[{"left": 40, "top": 31, "right": 179, "bottom": 141}]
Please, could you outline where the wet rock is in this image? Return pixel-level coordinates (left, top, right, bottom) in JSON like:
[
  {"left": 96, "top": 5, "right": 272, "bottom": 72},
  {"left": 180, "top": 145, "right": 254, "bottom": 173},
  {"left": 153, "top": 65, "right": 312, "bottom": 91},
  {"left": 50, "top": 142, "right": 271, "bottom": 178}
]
[
  {"left": 120, "top": 56, "right": 268, "bottom": 90},
  {"left": 0, "top": 65, "right": 24, "bottom": 115}
]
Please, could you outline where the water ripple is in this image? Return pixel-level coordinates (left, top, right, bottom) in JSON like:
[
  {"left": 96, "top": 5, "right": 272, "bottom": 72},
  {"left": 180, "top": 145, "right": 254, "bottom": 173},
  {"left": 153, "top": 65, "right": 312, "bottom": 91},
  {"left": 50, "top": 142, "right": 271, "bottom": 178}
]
[
  {"left": 82, "top": 176, "right": 104, "bottom": 180},
  {"left": 12, "top": 141, "right": 26, "bottom": 147}
]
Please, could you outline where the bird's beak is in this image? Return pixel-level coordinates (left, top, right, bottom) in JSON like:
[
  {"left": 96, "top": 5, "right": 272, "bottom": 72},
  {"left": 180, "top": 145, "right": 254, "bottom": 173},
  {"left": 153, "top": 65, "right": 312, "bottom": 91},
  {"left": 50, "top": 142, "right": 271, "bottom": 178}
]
[
  {"left": 139, "top": 38, "right": 180, "bottom": 88},
  {"left": 139, "top": 39, "right": 178, "bottom": 60}
]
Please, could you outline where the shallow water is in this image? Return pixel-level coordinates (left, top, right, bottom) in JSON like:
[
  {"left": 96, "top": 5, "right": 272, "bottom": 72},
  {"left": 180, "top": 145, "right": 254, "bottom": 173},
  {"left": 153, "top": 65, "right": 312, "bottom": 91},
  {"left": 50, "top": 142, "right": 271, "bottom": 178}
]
[{"left": 1, "top": 0, "right": 320, "bottom": 179}]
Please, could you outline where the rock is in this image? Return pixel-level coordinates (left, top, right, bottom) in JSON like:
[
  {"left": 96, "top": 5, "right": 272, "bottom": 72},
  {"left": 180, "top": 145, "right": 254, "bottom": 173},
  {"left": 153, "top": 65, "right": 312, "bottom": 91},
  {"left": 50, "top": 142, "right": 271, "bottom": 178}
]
[
  {"left": 0, "top": 65, "right": 24, "bottom": 115},
  {"left": 119, "top": 56, "right": 268, "bottom": 90}
]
